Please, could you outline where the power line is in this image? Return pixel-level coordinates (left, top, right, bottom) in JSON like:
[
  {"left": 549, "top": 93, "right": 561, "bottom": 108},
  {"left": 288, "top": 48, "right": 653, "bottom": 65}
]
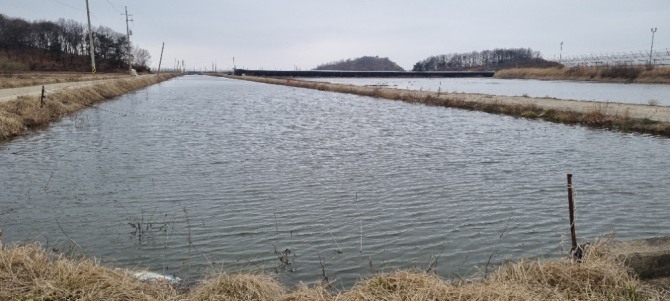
[
  {"left": 51, "top": 0, "right": 83, "bottom": 12},
  {"left": 104, "top": 0, "right": 123, "bottom": 14}
]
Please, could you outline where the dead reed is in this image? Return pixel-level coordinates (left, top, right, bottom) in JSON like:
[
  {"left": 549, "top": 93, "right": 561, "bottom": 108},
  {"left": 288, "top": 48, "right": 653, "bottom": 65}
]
[
  {"left": 0, "top": 237, "right": 664, "bottom": 300},
  {"left": 495, "top": 66, "right": 670, "bottom": 84},
  {"left": 0, "top": 74, "right": 178, "bottom": 142},
  {"left": 226, "top": 76, "right": 670, "bottom": 138}
]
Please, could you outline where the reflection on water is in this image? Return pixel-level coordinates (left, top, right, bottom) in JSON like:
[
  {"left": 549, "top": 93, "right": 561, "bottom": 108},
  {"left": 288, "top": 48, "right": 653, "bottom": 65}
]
[{"left": 1, "top": 75, "right": 669, "bottom": 287}]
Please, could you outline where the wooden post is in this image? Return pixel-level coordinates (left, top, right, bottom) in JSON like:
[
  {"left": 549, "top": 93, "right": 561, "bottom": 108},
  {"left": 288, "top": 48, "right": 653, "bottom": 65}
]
[
  {"left": 157, "top": 42, "right": 164, "bottom": 76},
  {"left": 40, "top": 86, "right": 45, "bottom": 108},
  {"left": 567, "top": 174, "right": 577, "bottom": 252}
]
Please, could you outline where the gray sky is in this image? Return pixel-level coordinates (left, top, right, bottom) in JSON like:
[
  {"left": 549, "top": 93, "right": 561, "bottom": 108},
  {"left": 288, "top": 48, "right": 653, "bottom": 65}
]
[{"left": 2, "top": 0, "right": 669, "bottom": 71}]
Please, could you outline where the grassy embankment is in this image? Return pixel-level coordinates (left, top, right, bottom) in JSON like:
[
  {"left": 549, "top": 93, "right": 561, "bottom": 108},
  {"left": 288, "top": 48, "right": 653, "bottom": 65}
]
[
  {"left": 0, "top": 74, "right": 178, "bottom": 142},
  {"left": 495, "top": 66, "right": 670, "bottom": 84},
  {"left": 227, "top": 76, "right": 670, "bottom": 137},
  {"left": 0, "top": 72, "right": 132, "bottom": 89},
  {"left": 0, "top": 237, "right": 665, "bottom": 300}
]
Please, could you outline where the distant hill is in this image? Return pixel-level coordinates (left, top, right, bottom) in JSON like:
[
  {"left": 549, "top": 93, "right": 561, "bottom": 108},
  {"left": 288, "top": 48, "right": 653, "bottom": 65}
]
[{"left": 314, "top": 56, "right": 405, "bottom": 71}]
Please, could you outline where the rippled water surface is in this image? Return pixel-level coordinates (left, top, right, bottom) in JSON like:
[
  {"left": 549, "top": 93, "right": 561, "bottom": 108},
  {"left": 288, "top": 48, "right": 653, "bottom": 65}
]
[
  {"left": 310, "top": 77, "right": 670, "bottom": 105},
  {"left": 1, "top": 75, "right": 670, "bottom": 287}
]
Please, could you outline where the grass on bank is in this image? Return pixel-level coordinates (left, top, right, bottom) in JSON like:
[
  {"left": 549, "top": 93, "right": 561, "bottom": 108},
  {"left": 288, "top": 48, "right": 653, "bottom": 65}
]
[
  {"left": 0, "top": 237, "right": 665, "bottom": 300},
  {"left": 229, "top": 76, "right": 670, "bottom": 138},
  {"left": 495, "top": 66, "right": 670, "bottom": 84},
  {"left": 0, "top": 74, "right": 177, "bottom": 142},
  {"left": 0, "top": 72, "right": 132, "bottom": 89}
]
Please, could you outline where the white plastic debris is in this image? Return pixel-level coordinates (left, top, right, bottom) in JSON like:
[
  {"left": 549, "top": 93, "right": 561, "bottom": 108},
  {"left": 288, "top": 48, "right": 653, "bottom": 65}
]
[{"left": 133, "top": 271, "right": 181, "bottom": 283}]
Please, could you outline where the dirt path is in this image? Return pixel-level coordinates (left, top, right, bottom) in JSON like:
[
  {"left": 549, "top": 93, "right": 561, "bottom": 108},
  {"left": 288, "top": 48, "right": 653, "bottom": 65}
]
[
  {"left": 0, "top": 74, "right": 153, "bottom": 102},
  {"left": 457, "top": 93, "right": 670, "bottom": 123}
]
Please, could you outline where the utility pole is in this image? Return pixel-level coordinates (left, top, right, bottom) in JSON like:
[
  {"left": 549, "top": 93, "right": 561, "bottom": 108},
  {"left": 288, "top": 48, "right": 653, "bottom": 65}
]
[
  {"left": 157, "top": 42, "right": 164, "bottom": 76},
  {"left": 85, "top": 0, "right": 96, "bottom": 74},
  {"left": 123, "top": 6, "right": 133, "bottom": 73},
  {"left": 559, "top": 41, "right": 564, "bottom": 65},
  {"left": 649, "top": 27, "right": 658, "bottom": 66}
]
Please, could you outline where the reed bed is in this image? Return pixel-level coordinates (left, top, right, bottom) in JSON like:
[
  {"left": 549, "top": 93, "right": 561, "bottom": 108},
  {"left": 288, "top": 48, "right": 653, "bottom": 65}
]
[
  {"left": 495, "top": 67, "right": 670, "bottom": 84},
  {"left": 0, "top": 74, "right": 178, "bottom": 142},
  {"left": 227, "top": 76, "right": 670, "bottom": 137},
  {"left": 0, "top": 238, "right": 664, "bottom": 300}
]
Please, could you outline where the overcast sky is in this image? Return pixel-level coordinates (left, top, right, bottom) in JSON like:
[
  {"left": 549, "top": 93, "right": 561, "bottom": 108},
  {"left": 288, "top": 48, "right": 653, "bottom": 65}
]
[{"left": 2, "top": 0, "right": 669, "bottom": 71}]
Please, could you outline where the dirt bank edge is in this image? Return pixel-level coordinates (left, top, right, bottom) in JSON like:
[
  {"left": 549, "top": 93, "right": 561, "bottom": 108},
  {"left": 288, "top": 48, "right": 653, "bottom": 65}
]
[
  {"left": 0, "top": 73, "right": 180, "bottom": 142},
  {"left": 226, "top": 75, "right": 670, "bottom": 138}
]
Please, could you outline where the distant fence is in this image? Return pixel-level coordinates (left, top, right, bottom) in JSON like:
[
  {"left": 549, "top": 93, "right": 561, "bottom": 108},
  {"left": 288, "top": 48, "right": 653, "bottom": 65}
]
[
  {"left": 554, "top": 49, "right": 670, "bottom": 67},
  {"left": 232, "top": 69, "right": 495, "bottom": 78}
]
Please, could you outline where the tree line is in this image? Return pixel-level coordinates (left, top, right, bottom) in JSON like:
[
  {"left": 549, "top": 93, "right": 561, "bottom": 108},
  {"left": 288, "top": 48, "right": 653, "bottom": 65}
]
[
  {"left": 0, "top": 14, "right": 150, "bottom": 72},
  {"left": 412, "top": 48, "right": 559, "bottom": 71}
]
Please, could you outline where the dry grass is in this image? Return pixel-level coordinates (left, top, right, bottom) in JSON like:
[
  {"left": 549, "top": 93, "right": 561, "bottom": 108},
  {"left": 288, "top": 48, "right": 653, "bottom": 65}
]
[
  {"left": 188, "top": 273, "right": 285, "bottom": 301},
  {"left": 0, "top": 242, "right": 179, "bottom": 301},
  {"left": 0, "top": 72, "right": 133, "bottom": 89},
  {"left": 226, "top": 76, "right": 670, "bottom": 137},
  {"left": 495, "top": 67, "right": 670, "bottom": 84},
  {"left": 1, "top": 237, "right": 665, "bottom": 300},
  {"left": 0, "top": 74, "right": 177, "bottom": 141}
]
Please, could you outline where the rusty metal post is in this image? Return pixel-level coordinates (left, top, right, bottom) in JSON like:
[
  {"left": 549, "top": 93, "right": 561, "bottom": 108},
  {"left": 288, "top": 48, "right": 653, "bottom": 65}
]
[
  {"left": 567, "top": 174, "right": 577, "bottom": 252},
  {"left": 40, "top": 86, "right": 45, "bottom": 108}
]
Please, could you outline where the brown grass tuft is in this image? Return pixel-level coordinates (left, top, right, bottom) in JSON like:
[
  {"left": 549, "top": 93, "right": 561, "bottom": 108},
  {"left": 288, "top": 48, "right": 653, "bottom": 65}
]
[
  {"left": 187, "top": 273, "right": 285, "bottom": 301},
  {"left": 0, "top": 242, "right": 178, "bottom": 301}
]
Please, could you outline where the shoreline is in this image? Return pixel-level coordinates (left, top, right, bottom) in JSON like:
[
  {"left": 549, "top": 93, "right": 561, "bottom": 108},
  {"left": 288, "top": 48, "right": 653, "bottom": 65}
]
[
  {"left": 0, "top": 73, "right": 180, "bottom": 142},
  {"left": 225, "top": 75, "right": 670, "bottom": 137},
  {"left": 0, "top": 237, "right": 664, "bottom": 300},
  {"left": 494, "top": 67, "right": 670, "bottom": 84}
]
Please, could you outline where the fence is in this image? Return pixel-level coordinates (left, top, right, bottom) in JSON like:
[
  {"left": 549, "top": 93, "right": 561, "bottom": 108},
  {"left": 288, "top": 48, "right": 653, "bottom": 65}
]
[{"left": 554, "top": 48, "right": 670, "bottom": 67}]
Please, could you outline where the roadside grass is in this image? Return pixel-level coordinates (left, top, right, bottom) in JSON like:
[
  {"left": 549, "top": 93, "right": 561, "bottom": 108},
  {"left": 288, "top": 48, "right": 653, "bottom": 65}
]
[
  {"left": 495, "top": 66, "right": 670, "bottom": 84},
  {"left": 228, "top": 76, "right": 670, "bottom": 137},
  {"left": 0, "top": 74, "right": 177, "bottom": 141},
  {"left": 1, "top": 237, "right": 664, "bottom": 300},
  {"left": 0, "top": 72, "right": 131, "bottom": 89}
]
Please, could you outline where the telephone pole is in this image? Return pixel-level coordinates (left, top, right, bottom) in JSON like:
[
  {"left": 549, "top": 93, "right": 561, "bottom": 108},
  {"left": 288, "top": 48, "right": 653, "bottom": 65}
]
[
  {"left": 649, "top": 27, "right": 658, "bottom": 66},
  {"left": 157, "top": 42, "right": 164, "bottom": 76},
  {"left": 85, "top": 0, "right": 96, "bottom": 74},
  {"left": 123, "top": 6, "right": 133, "bottom": 73}
]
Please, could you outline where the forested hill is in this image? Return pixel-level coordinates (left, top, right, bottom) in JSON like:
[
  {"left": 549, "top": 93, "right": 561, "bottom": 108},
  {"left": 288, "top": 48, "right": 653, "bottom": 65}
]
[
  {"left": 412, "top": 48, "right": 560, "bottom": 71},
  {"left": 314, "top": 56, "right": 405, "bottom": 71},
  {"left": 0, "top": 14, "right": 151, "bottom": 73}
]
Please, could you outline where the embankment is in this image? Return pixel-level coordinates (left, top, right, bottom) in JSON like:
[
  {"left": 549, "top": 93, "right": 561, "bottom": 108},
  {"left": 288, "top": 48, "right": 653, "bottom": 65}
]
[
  {"left": 227, "top": 75, "right": 670, "bottom": 137},
  {"left": 0, "top": 74, "right": 179, "bottom": 142},
  {"left": 1, "top": 237, "right": 665, "bottom": 300},
  {"left": 495, "top": 67, "right": 670, "bottom": 84}
]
